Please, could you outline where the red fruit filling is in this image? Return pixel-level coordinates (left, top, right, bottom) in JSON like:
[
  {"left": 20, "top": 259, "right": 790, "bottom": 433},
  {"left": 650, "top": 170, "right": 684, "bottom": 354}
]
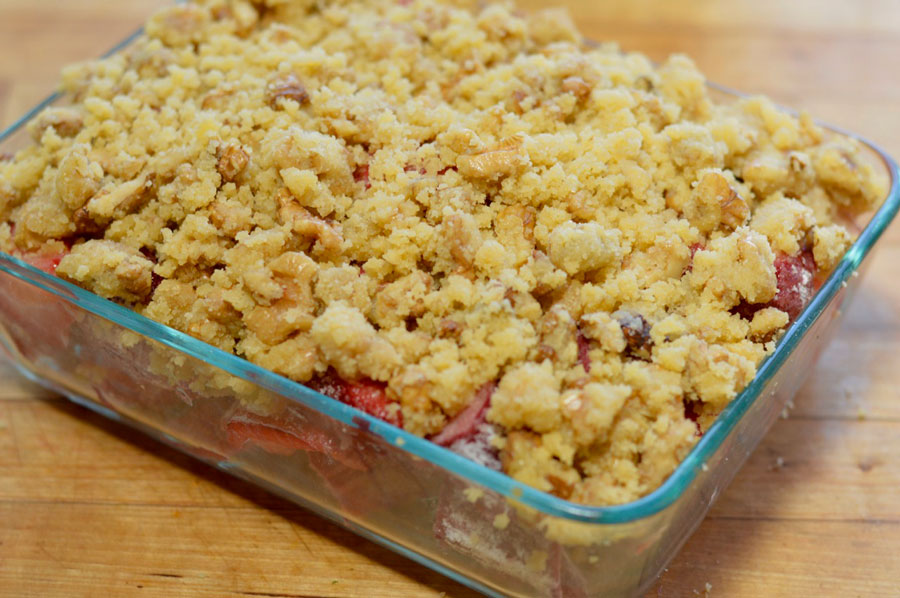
[
  {"left": 19, "top": 249, "right": 69, "bottom": 274},
  {"left": 732, "top": 249, "right": 819, "bottom": 322},
  {"left": 308, "top": 369, "right": 402, "bottom": 427},
  {"left": 683, "top": 242, "right": 704, "bottom": 274},
  {"left": 576, "top": 330, "right": 591, "bottom": 373},
  {"left": 430, "top": 382, "right": 494, "bottom": 447},
  {"left": 430, "top": 382, "right": 500, "bottom": 471},
  {"left": 352, "top": 163, "right": 371, "bottom": 189},
  {"left": 770, "top": 250, "right": 818, "bottom": 320},
  {"left": 682, "top": 399, "right": 703, "bottom": 437},
  {"left": 225, "top": 407, "right": 367, "bottom": 470}
]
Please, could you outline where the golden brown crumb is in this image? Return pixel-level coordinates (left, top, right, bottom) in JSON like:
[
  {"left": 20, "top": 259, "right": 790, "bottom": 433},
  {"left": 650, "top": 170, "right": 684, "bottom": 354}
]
[{"left": 0, "top": 0, "right": 885, "bottom": 508}]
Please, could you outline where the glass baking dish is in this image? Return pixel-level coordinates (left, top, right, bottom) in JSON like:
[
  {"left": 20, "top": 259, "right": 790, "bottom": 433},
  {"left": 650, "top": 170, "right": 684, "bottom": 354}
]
[{"left": 1, "top": 32, "right": 898, "bottom": 598}]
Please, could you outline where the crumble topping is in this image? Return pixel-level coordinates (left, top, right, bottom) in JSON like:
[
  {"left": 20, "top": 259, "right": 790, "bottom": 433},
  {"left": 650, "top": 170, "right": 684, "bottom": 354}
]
[{"left": 0, "top": 0, "right": 885, "bottom": 506}]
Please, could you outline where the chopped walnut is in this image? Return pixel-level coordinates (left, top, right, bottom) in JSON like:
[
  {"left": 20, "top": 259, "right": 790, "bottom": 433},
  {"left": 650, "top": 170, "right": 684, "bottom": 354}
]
[
  {"left": 217, "top": 143, "right": 250, "bottom": 183},
  {"left": 438, "top": 319, "right": 462, "bottom": 338},
  {"left": 28, "top": 107, "right": 83, "bottom": 141},
  {"left": 244, "top": 252, "right": 317, "bottom": 345},
  {"left": 265, "top": 74, "right": 310, "bottom": 108},
  {"left": 147, "top": 4, "right": 210, "bottom": 47},
  {"left": 84, "top": 175, "right": 153, "bottom": 221},
  {"left": 72, "top": 207, "right": 105, "bottom": 236},
  {"left": 456, "top": 134, "right": 529, "bottom": 181},
  {"left": 55, "top": 144, "right": 102, "bottom": 211},
  {"left": 278, "top": 190, "right": 343, "bottom": 257},
  {"left": 442, "top": 210, "right": 483, "bottom": 272},
  {"left": 612, "top": 310, "right": 653, "bottom": 360},
  {"left": 686, "top": 171, "right": 749, "bottom": 233},
  {"left": 561, "top": 76, "right": 591, "bottom": 100},
  {"left": 202, "top": 86, "right": 235, "bottom": 110}
]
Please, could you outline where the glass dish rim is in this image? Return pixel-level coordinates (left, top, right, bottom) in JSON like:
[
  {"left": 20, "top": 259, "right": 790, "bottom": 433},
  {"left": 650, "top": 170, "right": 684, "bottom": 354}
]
[{"left": 1, "top": 28, "right": 898, "bottom": 526}]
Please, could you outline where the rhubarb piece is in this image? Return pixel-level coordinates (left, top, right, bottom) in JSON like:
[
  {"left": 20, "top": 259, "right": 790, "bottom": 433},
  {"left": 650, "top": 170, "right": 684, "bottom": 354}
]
[
  {"left": 430, "top": 382, "right": 494, "bottom": 446},
  {"left": 576, "top": 330, "right": 591, "bottom": 373}
]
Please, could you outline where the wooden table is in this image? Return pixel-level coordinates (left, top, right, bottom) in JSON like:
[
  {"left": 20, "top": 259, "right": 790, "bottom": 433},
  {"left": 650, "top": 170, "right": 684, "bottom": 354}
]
[{"left": 1, "top": 1, "right": 898, "bottom": 596}]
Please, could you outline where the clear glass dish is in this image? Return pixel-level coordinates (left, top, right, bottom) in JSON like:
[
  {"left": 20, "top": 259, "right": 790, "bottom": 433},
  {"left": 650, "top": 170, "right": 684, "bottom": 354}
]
[{"left": 1, "top": 34, "right": 898, "bottom": 598}]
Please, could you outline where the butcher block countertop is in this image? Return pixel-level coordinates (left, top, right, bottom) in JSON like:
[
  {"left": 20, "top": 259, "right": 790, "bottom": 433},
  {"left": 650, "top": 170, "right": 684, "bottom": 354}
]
[{"left": 1, "top": 1, "right": 899, "bottom": 596}]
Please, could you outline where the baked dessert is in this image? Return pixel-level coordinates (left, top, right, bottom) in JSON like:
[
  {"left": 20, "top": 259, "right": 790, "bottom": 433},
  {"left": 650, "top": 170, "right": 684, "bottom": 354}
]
[{"left": 0, "top": 0, "right": 885, "bottom": 507}]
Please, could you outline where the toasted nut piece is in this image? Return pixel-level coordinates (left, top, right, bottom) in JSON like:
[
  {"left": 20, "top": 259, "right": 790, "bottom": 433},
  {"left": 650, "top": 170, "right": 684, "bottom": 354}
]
[
  {"left": 266, "top": 74, "right": 310, "bottom": 108},
  {"left": 217, "top": 143, "right": 250, "bottom": 183},
  {"left": 84, "top": 175, "right": 153, "bottom": 220},
  {"left": 55, "top": 144, "right": 102, "bottom": 211},
  {"left": 245, "top": 252, "right": 317, "bottom": 345},
  {"left": 612, "top": 310, "right": 653, "bottom": 360},
  {"left": 561, "top": 76, "right": 591, "bottom": 100},
  {"left": 442, "top": 211, "right": 483, "bottom": 271},
  {"left": 28, "top": 107, "right": 83, "bottom": 141},
  {"left": 686, "top": 171, "right": 749, "bottom": 233},
  {"left": 202, "top": 85, "right": 235, "bottom": 110},
  {"left": 147, "top": 4, "right": 210, "bottom": 47},
  {"left": 457, "top": 135, "right": 529, "bottom": 181},
  {"left": 438, "top": 319, "right": 462, "bottom": 338},
  {"left": 277, "top": 190, "right": 343, "bottom": 257}
]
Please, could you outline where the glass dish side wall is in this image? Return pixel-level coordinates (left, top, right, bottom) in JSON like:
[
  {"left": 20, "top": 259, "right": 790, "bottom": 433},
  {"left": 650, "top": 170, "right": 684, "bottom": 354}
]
[
  {"left": 0, "top": 228, "right": 877, "bottom": 598},
  {"left": 0, "top": 263, "right": 652, "bottom": 597}
]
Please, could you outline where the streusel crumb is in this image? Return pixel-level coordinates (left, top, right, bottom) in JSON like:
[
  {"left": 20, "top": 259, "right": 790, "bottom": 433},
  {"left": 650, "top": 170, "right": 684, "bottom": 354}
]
[{"left": 0, "top": 0, "right": 885, "bottom": 506}]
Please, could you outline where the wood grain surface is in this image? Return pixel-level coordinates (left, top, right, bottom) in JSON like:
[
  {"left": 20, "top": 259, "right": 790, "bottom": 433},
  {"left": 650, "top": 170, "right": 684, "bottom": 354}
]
[{"left": 1, "top": 1, "right": 899, "bottom": 596}]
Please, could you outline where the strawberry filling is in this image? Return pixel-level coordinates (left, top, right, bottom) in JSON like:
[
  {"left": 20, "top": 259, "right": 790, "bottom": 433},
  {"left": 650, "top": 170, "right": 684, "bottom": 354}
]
[
  {"left": 732, "top": 248, "right": 820, "bottom": 322},
  {"left": 18, "top": 248, "right": 69, "bottom": 274},
  {"left": 223, "top": 371, "right": 400, "bottom": 467},
  {"left": 352, "top": 163, "right": 371, "bottom": 189},
  {"left": 683, "top": 399, "right": 703, "bottom": 437},
  {"left": 308, "top": 369, "right": 402, "bottom": 427},
  {"left": 769, "top": 249, "right": 819, "bottom": 320}
]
